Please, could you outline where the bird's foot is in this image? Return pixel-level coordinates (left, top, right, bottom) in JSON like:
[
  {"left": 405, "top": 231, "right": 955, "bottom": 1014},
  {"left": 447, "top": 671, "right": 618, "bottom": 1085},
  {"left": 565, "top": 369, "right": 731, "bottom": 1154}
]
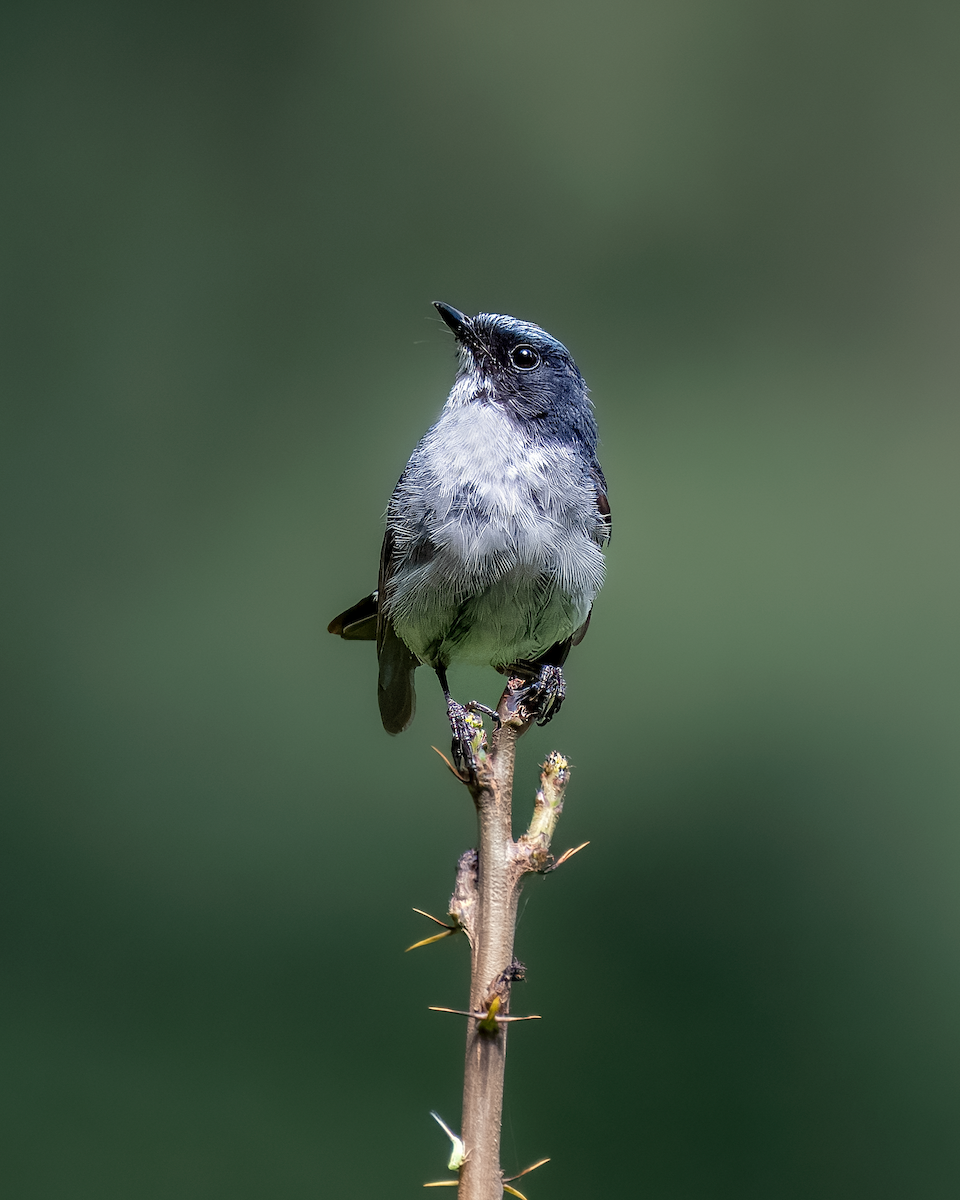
[
  {"left": 447, "top": 698, "right": 488, "bottom": 778},
  {"left": 517, "top": 665, "right": 566, "bottom": 726},
  {"left": 466, "top": 701, "right": 502, "bottom": 730}
]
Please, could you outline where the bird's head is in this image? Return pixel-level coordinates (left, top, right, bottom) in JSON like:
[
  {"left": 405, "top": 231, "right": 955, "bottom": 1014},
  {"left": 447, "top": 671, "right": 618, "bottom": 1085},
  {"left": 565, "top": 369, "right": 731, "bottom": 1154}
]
[{"left": 434, "top": 301, "right": 596, "bottom": 448}]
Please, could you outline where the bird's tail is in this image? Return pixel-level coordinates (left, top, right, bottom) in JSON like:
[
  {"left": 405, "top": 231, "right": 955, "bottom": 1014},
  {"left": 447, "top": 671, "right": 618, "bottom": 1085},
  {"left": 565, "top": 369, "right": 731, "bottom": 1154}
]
[{"left": 377, "top": 620, "right": 419, "bottom": 734}]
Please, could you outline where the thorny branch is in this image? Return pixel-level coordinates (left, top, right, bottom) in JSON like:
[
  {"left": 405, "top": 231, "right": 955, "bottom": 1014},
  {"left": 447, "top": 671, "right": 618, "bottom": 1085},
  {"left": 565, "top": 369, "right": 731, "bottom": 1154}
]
[{"left": 416, "top": 678, "right": 582, "bottom": 1200}]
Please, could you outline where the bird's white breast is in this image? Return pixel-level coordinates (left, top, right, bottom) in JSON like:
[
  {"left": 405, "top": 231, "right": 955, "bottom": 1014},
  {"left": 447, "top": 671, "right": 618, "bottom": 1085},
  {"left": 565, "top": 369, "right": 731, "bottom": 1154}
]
[{"left": 386, "top": 400, "right": 605, "bottom": 666}]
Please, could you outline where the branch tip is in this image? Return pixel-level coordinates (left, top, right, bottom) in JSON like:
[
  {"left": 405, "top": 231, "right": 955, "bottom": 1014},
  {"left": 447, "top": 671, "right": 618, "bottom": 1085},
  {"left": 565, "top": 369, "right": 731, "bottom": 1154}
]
[{"left": 541, "top": 750, "right": 571, "bottom": 777}]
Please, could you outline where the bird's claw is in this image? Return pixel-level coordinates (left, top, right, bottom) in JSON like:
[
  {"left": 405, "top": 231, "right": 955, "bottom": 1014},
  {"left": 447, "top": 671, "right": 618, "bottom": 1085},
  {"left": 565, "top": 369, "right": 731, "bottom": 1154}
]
[
  {"left": 466, "top": 701, "right": 502, "bottom": 730},
  {"left": 519, "top": 665, "right": 566, "bottom": 726},
  {"left": 447, "top": 699, "right": 485, "bottom": 778}
]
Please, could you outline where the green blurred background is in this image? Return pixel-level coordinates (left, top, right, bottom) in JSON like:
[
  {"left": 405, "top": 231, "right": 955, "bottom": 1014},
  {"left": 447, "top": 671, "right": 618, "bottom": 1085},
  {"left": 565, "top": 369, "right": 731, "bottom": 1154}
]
[{"left": 4, "top": 1, "right": 959, "bottom": 1196}]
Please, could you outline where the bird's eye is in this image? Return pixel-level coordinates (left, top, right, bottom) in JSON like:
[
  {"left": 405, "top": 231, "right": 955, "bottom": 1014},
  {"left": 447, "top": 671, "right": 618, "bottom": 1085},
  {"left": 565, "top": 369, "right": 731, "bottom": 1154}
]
[{"left": 510, "top": 345, "right": 540, "bottom": 370}]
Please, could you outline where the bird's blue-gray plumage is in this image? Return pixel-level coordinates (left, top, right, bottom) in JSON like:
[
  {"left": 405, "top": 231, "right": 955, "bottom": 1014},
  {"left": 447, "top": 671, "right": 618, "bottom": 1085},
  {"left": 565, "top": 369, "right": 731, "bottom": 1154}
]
[{"left": 329, "top": 303, "right": 610, "bottom": 744}]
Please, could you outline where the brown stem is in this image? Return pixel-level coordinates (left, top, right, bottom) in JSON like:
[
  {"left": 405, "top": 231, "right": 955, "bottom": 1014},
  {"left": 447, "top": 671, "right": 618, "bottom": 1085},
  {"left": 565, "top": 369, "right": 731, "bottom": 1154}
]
[
  {"left": 449, "top": 687, "right": 570, "bottom": 1200},
  {"left": 457, "top": 725, "right": 518, "bottom": 1199}
]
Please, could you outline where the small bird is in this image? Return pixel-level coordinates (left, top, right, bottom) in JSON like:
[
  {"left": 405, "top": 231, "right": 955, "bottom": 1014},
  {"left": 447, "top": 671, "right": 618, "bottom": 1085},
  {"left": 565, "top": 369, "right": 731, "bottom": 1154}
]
[{"left": 328, "top": 302, "right": 610, "bottom": 772}]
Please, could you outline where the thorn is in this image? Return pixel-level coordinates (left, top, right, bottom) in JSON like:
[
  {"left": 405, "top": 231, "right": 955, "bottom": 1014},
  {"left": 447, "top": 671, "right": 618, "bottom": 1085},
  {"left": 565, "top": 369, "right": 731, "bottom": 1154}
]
[
  {"left": 503, "top": 1158, "right": 550, "bottom": 1183},
  {"left": 503, "top": 1187, "right": 529, "bottom": 1200},
  {"left": 545, "top": 841, "right": 590, "bottom": 872},
  {"left": 405, "top": 909, "right": 461, "bottom": 952},
  {"left": 431, "top": 745, "right": 470, "bottom": 782},
  {"left": 423, "top": 1182, "right": 459, "bottom": 1188},
  {"left": 405, "top": 930, "right": 458, "bottom": 952},
  {"left": 412, "top": 907, "right": 455, "bottom": 928},
  {"left": 428, "top": 1006, "right": 542, "bottom": 1024}
]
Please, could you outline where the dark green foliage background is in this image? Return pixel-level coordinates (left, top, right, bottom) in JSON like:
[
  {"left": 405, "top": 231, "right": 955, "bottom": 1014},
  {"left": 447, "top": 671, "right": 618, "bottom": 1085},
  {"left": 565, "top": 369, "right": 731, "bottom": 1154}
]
[{"left": 4, "top": 2, "right": 959, "bottom": 1196}]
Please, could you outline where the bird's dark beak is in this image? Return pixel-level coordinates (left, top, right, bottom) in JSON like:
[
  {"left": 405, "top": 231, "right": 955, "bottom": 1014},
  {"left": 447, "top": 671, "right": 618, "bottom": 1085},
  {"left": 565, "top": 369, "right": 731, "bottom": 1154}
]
[
  {"left": 434, "top": 301, "right": 489, "bottom": 365},
  {"left": 433, "top": 301, "right": 472, "bottom": 341}
]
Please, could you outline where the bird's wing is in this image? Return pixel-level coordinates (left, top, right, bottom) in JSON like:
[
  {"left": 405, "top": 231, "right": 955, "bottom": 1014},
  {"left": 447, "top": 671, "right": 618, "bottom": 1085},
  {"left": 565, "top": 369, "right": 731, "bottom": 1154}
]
[
  {"left": 376, "top": 526, "right": 396, "bottom": 656},
  {"left": 376, "top": 526, "right": 419, "bottom": 734},
  {"left": 571, "top": 608, "right": 592, "bottom": 647},
  {"left": 568, "top": 472, "right": 610, "bottom": 649},
  {"left": 593, "top": 470, "right": 612, "bottom": 547},
  {"left": 327, "top": 592, "right": 378, "bottom": 640}
]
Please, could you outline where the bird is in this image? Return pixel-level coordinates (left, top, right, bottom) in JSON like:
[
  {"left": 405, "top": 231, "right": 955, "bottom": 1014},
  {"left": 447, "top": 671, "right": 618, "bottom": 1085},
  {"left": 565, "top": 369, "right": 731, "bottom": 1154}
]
[{"left": 328, "top": 301, "right": 610, "bottom": 773}]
